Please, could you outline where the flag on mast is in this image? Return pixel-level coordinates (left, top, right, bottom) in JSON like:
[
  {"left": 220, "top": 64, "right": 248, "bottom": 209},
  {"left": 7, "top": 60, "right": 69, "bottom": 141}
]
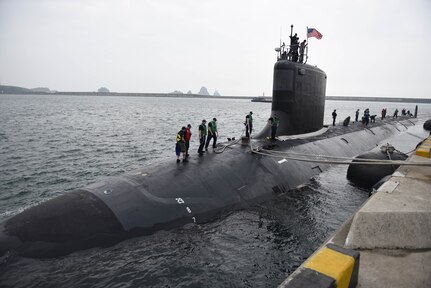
[{"left": 307, "top": 28, "right": 323, "bottom": 40}]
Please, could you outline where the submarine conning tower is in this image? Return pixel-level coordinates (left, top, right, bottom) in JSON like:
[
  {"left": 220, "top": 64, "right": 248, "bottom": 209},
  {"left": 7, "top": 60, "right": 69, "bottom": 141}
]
[
  {"left": 272, "top": 60, "right": 327, "bottom": 135},
  {"left": 256, "top": 33, "right": 327, "bottom": 138}
]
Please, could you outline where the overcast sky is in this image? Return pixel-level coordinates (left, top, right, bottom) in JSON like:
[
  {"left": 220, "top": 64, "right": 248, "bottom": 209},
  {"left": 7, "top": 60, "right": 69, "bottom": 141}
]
[{"left": 1, "top": 0, "right": 430, "bottom": 97}]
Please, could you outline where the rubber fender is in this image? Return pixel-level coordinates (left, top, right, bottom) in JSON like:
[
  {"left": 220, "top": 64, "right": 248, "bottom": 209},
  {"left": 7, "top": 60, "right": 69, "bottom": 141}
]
[
  {"left": 423, "top": 119, "right": 431, "bottom": 132},
  {"left": 346, "top": 149, "right": 407, "bottom": 188}
]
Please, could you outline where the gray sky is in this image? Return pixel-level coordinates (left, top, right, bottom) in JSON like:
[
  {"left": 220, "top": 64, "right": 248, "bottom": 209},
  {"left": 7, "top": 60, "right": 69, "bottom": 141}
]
[{"left": 1, "top": 0, "right": 430, "bottom": 97}]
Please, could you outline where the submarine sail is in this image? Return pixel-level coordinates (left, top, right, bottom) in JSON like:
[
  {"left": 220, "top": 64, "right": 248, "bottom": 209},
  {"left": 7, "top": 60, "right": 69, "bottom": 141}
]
[{"left": 0, "top": 32, "right": 421, "bottom": 258}]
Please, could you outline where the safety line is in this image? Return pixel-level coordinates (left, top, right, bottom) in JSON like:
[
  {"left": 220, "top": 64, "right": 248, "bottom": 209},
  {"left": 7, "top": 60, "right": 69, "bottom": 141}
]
[{"left": 249, "top": 139, "right": 431, "bottom": 166}]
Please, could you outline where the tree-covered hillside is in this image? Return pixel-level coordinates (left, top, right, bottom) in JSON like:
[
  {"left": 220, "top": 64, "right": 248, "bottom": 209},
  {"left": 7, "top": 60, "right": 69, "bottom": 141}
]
[{"left": 0, "top": 85, "right": 32, "bottom": 94}]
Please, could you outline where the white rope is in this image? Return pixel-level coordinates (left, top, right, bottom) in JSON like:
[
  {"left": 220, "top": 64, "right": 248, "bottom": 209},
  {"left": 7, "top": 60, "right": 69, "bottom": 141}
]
[
  {"left": 252, "top": 149, "right": 431, "bottom": 166},
  {"left": 249, "top": 139, "right": 431, "bottom": 166},
  {"left": 214, "top": 139, "right": 241, "bottom": 154},
  {"left": 258, "top": 149, "right": 403, "bottom": 163},
  {"left": 214, "top": 127, "right": 247, "bottom": 154}
]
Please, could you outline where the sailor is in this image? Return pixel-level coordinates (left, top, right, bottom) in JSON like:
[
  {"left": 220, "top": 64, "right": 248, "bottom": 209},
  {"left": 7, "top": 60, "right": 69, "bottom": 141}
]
[
  {"left": 355, "top": 109, "right": 360, "bottom": 122},
  {"left": 176, "top": 127, "right": 188, "bottom": 163},
  {"left": 363, "top": 109, "right": 370, "bottom": 126},
  {"left": 205, "top": 118, "right": 218, "bottom": 151},
  {"left": 289, "top": 33, "right": 299, "bottom": 62},
  {"left": 185, "top": 124, "right": 192, "bottom": 157},
  {"left": 197, "top": 119, "right": 207, "bottom": 155},
  {"left": 298, "top": 40, "right": 307, "bottom": 63},
  {"left": 245, "top": 111, "right": 253, "bottom": 138},
  {"left": 343, "top": 116, "right": 351, "bottom": 126},
  {"left": 332, "top": 109, "right": 337, "bottom": 126},
  {"left": 268, "top": 115, "right": 279, "bottom": 141}
]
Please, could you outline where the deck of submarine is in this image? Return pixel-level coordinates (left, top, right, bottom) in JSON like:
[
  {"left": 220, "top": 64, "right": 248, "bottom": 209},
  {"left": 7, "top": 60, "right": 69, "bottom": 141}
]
[
  {"left": 202, "top": 116, "right": 415, "bottom": 158},
  {"left": 279, "top": 134, "right": 431, "bottom": 288}
]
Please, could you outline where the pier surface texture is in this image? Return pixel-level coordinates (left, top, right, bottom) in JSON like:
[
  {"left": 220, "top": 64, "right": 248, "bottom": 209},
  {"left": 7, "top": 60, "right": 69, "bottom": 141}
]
[
  {"left": 280, "top": 134, "right": 431, "bottom": 288},
  {"left": 346, "top": 151, "right": 431, "bottom": 288}
]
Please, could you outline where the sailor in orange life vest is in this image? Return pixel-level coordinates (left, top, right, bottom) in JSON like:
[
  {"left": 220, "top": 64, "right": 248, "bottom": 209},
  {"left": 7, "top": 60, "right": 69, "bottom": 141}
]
[
  {"left": 175, "top": 127, "right": 188, "bottom": 163},
  {"left": 184, "top": 124, "right": 192, "bottom": 157}
]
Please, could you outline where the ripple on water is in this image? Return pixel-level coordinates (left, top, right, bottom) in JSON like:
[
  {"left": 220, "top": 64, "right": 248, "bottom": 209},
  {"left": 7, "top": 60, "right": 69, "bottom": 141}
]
[{"left": 0, "top": 95, "right": 416, "bottom": 287}]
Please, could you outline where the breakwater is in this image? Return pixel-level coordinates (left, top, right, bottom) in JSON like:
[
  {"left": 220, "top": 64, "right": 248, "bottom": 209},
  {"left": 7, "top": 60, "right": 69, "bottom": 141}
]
[{"left": 3, "top": 91, "right": 431, "bottom": 103}]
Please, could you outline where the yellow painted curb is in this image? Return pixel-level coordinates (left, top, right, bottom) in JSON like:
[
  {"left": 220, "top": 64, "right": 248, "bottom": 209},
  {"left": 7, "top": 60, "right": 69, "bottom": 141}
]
[
  {"left": 304, "top": 247, "right": 354, "bottom": 288},
  {"left": 416, "top": 136, "right": 431, "bottom": 158},
  {"left": 282, "top": 244, "right": 359, "bottom": 288}
]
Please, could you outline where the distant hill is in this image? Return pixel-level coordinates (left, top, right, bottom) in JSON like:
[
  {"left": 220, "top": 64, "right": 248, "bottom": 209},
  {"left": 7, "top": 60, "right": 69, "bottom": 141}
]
[
  {"left": 31, "top": 87, "right": 51, "bottom": 93},
  {"left": 0, "top": 85, "right": 32, "bottom": 94},
  {"left": 198, "top": 86, "right": 210, "bottom": 95},
  {"left": 213, "top": 90, "right": 221, "bottom": 96},
  {"left": 0, "top": 85, "right": 56, "bottom": 94},
  {"left": 98, "top": 87, "right": 110, "bottom": 93},
  {"left": 169, "top": 90, "right": 183, "bottom": 94}
]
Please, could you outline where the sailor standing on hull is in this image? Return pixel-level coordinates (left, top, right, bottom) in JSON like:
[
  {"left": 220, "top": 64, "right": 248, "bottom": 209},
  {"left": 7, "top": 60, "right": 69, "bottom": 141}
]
[
  {"left": 197, "top": 119, "right": 207, "bottom": 155},
  {"left": 205, "top": 118, "right": 218, "bottom": 151},
  {"left": 332, "top": 109, "right": 337, "bottom": 126},
  {"left": 185, "top": 124, "right": 192, "bottom": 157},
  {"left": 176, "top": 127, "right": 188, "bottom": 163},
  {"left": 268, "top": 116, "right": 279, "bottom": 141},
  {"left": 245, "top": 111, "right": 253, "bottom": 138}
]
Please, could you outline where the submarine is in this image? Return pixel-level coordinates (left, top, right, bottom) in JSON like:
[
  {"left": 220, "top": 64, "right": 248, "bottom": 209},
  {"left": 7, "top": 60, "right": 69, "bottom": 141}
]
[{"left": 0, "top": 40, "right": 424, "bottom": 258}]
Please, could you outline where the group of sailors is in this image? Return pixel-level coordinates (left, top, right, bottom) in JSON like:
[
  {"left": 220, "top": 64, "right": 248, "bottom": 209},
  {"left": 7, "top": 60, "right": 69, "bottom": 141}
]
[
  {"left": 378, "top": 107, "right": 413, "bottom": 120},
  {"left": 280, "top": 33, "right": 308, "bottom": 63},
  {"left": 175, "top": 118, "right": 218, "bottom": 163},
  {"left": 388, "top": 108, "right": 413, "bottom": 119},
  {"left": 331, "top": 107, "right": 415, "bottom": 127},
  {"left": 175, "top": 112, "right": 280, "bottom": 162}
]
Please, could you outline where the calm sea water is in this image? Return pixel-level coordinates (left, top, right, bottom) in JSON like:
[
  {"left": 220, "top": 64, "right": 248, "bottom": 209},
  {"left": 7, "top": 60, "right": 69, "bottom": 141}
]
[{"left": 0, "top": 94, "right": 430, "bottom": 287}]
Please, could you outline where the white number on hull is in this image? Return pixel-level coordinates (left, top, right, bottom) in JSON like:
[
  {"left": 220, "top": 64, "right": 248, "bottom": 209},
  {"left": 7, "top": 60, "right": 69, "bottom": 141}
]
[{"left": 174, "top": 197, "right": 196, "bottom": 223}]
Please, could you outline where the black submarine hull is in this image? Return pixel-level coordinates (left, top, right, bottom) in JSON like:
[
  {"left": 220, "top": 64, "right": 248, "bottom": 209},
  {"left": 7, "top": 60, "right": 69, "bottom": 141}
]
[
  {"left": 0, "top": 118, "right": 418, "bottom": 258},
  {"left": 0, "top": 56, "right": 421, "bottom": 258}
]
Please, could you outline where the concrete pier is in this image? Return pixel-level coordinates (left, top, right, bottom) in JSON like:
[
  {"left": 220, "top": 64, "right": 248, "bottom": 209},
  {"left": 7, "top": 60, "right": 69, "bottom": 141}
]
[{"left": 280, "top": 135, "right": 431, "bottom": 288}]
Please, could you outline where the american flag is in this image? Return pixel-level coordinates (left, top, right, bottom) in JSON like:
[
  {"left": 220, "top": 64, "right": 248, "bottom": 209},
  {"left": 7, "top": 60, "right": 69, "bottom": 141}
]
[{"left": 307, "top": 28, "right": 323, "bottom": 40}]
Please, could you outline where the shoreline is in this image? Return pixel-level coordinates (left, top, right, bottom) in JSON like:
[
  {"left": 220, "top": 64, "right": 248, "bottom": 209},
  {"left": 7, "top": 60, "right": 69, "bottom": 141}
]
[{"left": 1, "top": 92, "right": 431, "bottom": 103}]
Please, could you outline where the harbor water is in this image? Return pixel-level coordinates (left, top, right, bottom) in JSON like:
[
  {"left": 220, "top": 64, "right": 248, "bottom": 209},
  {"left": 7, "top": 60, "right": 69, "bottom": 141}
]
[{"left": 1, "top": 94, "right": 430, "bottom": 287}]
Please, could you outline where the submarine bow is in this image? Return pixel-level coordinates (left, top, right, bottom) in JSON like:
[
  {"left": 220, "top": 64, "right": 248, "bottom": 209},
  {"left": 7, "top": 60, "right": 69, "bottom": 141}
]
[
  {"left": 0, "top": 119, "right": 420, "bottom": 257},
  {"left": 0, "top": 48, "right": 421, "bottom": 258}
]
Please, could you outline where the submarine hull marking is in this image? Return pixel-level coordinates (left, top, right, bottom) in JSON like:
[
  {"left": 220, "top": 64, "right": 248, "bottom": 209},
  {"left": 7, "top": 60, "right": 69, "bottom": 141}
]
[
  {"left": 0, "top": 119, "right": 420, "bottom": 257},
  {"left": 0, "top": 48, "right": 425, "bottom": 258},
  {"left": 0, "top": 116, "right": 422, "bottom": 256},
  {"left": 176, "top": 198, "right": 185, "bottom": 204}
]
